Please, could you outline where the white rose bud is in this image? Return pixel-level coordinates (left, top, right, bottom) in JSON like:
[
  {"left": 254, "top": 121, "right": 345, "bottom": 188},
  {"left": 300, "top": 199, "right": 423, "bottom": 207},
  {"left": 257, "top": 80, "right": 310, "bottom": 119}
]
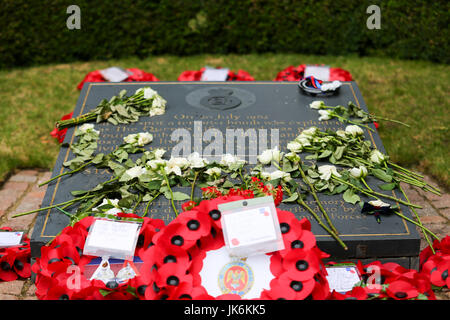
[
  {"left": 258, "top": 149, "right": 274, "bottom": 165},
  {"left": 349, "top": 166, "right": 368, "bottom": 179},
  {"left": 125, "top": 166, "right": 147, "bottom": 179},
  {"left": 318, "top": 110, "right": 333, "bottom": 121},
  {"left": 309, "top": 101, "right": 325, "bottom": 109},
  {"left": 345, "top": 125, "right": 364, "bottom": 136},
  {"left": 205, "top": 167, "right": 221, "bottom": 177},
  {"left": 137, "top": 132, "right": 153, "bottom": 146},
  {"left": 143, "top": 87, "right": 158, "bottom": 100},
  {"left": 368, "top": 200, "right": 390, "bottom": 208},
  {"left": 287, "top": 141, "right": 303, "bottom": 153},
  {"left": 318, "top": 165, "right": 341, "bottom": 181},
  {"left": 370, "top": 150, "right": 386, "bottom": 164}
]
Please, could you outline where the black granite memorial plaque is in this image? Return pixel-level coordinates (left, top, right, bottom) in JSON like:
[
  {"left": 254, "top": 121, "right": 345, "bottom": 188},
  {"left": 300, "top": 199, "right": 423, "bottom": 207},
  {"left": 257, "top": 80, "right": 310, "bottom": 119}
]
[{"left": 30, "top": 81, "right": 420, "bottom": 268}]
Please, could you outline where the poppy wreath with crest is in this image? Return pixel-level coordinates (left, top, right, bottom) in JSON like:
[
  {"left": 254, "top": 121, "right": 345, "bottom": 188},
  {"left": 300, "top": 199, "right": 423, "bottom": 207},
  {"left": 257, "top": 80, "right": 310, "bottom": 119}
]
[
  {"left": 141, "top": 194, "right": 331, "bottom": 300},
  {"left": 0, "top": 227, "right": 31, "bottom": 281},
  {"left": 32, "top": 213, "right": 165, "bottom": 300},
  {"left": 328, "top": 260, "right": 436, "bottom": 300},
  {"left": 177, "top": 67, "right": 254, "bottom": 82}
]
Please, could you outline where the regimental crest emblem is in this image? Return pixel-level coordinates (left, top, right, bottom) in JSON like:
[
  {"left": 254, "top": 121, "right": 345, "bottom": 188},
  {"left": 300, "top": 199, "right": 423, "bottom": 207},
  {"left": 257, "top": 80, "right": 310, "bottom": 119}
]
[{"left": 218, "top": 260, "right": 254, "bottom": 297}]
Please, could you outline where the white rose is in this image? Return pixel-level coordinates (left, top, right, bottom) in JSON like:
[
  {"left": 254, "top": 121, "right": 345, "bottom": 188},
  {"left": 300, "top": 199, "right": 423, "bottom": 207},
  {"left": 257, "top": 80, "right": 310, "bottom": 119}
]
[
  {"left": 318, "top": 110, "right": 333, "bottom": 121},
  {"left": 124, "top": 133, "right": 138, "bottom": 144},
  {"left": 301, "top": 127, "right": 318, "bottom": 136},
  {"left": 271, "top": 147, "right": 282, "bottom": 163},
  {"left": 287, "top": 141, "right": 303, "bottom": 153},
  {"left": 336, "top": 130, "right": 347, "bottom": 138},
  {"left": 125, "top": 166, "right": 147, "bottom": 179},
  {"left": 78, "top": 123, "right": 99, "bottom": 135},
  {"left": 258, "top": 149, "right": 274, "bottom": 165},
  {"left": 152, "top": 95, "right": 166, "bottom": 108},
  {"left": 188, "top": 152, "right": 209, "bottom": 168},
  {"left": 318, "top": 165, "right": 341, "bottom": 181},
  {"left": 295, "top": 136, "right": 311, "bottom": 147},
  {"left": 321, "top": 80, "right": 341, "bottom": 92},
  {"left": 370, "top": 150, "right": 386, "bottom": 164},
  {"left": 205, "top": 167, "right": 221, "bottom": 176},
  {"left": 137, "top": 132, "right": 153, "bottom": 146},
  {"left": 165, "top": 157, "right": 189, "bottom": 176},
  {"left": 270, "top": 170, "right": 291, "bottom": 182},
  {"left": 368, "top": 200, "right": 390, "bottom": 208},
  {"left": 349, "top": 166, "right": 368, "bottom": 178},
  {"left": 147, "top": 159, "right": 167, "bottom": 170},
  {"left": 143, "top": 87, "right": 158, "bottom": 99},
  {"left": 149, "top": 107, "right": 165, "bottom": 117},
  {"left": 345, "top": 125, "right": 364, "bottom": 136},
  {"left": 285, "top": 152, "right": 300, "bottom": 162},
  {"left": 220, "top": 154, "right": 245, "bottom": 168},
  {"left": 309, "top": 101, "right": 325, "bottom": 109},
  {"left": 153, "top": 148, "right": 166, "bottom": 159}
]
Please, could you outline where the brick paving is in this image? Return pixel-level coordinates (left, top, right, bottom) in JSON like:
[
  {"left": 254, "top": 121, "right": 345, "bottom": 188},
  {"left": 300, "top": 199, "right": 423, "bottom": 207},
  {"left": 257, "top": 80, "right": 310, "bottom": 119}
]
[{"left": 0, "top": 169, "right": 448, "bottom": 300}]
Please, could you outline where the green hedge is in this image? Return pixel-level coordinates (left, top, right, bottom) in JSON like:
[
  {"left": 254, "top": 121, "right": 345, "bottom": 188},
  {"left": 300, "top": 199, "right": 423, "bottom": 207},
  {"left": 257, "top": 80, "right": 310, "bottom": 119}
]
[{"left": 0, "top": 0, "right": 448, "bottom": 68}]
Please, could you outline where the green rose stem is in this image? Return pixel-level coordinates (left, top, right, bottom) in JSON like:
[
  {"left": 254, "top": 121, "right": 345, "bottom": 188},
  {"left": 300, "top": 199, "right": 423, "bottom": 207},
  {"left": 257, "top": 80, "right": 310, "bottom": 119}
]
[
  {"left": 132, "top": 193, "right": 143, "bottom": 213},
  {"left": 344, "top": 155, "right": 441, "bottom": 195},
  {"left": 333, "top": 114, "right": 375, "bottom": 132},
  {"left": 331, "top": 176, "right": 422, "bottom": 209},
  {"left": 239, "top": 168, "right": 248, "bottom": 189},
  {"left": 296, "top": 161, "right": 339, "bottom": 235},
  {"left": 360, "top": 177, "right": 373, "bottom": 192},
  {"left": 161, "top": 169, "right": 178, "bottom": 216},
  {"left": 56, "top": 113, "right": 98, "bottom": 129},
  {"left": 399, "top": 185, "right": 436, "bottom": 254},
  {"left": 282, "top": 185, "right": 347, "bottom": 250},
  {"left": 143, "top": 192, "right": 161, "bottom": 217},
  {"left": 38, "top": 160, "right": 95, "bottom": 187},
  {"left": 190, "top": 171, "right": 200, "bottom": 201},
  {"left": 372, "top": 116, "right": 410, "bottom": 128},
  {"left": 12, "top": 194, "right": 96, "bottom": 218}
]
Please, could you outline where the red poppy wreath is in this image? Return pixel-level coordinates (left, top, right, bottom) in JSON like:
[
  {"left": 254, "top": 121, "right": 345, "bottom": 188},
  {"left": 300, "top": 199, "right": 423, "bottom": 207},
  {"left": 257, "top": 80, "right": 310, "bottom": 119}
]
[
  {"left": 0, "top": 227, "right": 31, "bottom": 281},
  {"left": 141, "top": 194, "right": 330, "bottom": 300},
  {"left": 32, "top": 214, "right": 165, "bottom": 300}
]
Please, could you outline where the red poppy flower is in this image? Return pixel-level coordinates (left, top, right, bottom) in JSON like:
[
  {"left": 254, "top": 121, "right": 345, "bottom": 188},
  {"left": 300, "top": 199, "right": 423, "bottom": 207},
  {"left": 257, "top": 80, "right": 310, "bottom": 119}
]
[
  {"left": 429, "top": 259, "right": 450, "bottom": 288},
  {"left": 171, "top": 210, "right": 212, "bottom": 241},
  {"left": 50, "top": 112, "right": 73, "bottom": 143},
  {"left": 330, "top": 286, "right": 368, "bottom": 300},
  {"left": 282, "top": 249, "right": 321, "bottom": 281},
  {"left": 275, "top": 273, "right": 316, "bottom": 300},
  {"left": 386, "top": 280, "right": 420, "bottom": 300}
]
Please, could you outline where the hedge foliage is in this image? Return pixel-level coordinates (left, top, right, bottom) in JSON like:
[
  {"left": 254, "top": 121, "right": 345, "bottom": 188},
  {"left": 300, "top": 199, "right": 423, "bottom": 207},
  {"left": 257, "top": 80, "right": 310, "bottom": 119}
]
[{"left": 0, "top": 0, "right": 448, "bottom": 68}]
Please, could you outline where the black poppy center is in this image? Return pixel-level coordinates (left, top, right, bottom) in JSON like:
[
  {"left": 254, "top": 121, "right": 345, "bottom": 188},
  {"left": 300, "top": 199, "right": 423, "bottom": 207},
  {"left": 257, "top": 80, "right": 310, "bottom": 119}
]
[
  {"left": 14, "top": 260, "right": 24, "bottom": 271},
  {"left": 106, "top": 280, "right": 119, "bottom": 290},
  {"left": 187, "top": 219, "right": 200, "bottom": 231},
  {"left": 290, "top": 281, "right": 303, "bottom": 292},
  {"left": 137, "top": 285, "right": 147, "bottom": 296},
  {"left": 171, "top": 235, "right": 184, "bottom": 246},
  {"left": 59, "top": 294, "right": 69, "bottom": 300},
  {"left": 291, "top": 240, "right": 304, "bottom": 249},
  {"left": 167, "top": 275, "right": 180, "bottom": 286},
  {"left": 394, "top": 291, "right": 407, "bottom": 299},
  {"left": 209, "top": 209, "right": 221, "bottom": 221},
  {"left": 441, "top": 269, "right": 448, "bottom": 281},
  {"left": 1, "top": 261, "right": 11, "bottom": 271},
  {"left": 280, "top": 223, "right": 290, "bottom": 234},
  {"left": 164, "top": 255, "right": 177, "bottom": 264},
  {"left": 296, "top": 260, "right": 309, "bottom": 271}
]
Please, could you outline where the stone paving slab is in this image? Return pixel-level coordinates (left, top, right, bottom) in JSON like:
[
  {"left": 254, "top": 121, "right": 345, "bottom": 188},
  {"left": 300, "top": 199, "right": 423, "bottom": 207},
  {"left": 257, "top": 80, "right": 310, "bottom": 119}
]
[{"left": 0, "top": 169, "right": 448, "bottom": 300}]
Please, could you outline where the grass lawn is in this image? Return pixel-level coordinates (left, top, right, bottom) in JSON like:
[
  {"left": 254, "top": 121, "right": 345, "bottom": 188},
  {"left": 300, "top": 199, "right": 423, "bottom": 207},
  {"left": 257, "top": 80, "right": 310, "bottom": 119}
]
[{"left": 0, "top": 54, "right": 449, "bottom": 188}]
